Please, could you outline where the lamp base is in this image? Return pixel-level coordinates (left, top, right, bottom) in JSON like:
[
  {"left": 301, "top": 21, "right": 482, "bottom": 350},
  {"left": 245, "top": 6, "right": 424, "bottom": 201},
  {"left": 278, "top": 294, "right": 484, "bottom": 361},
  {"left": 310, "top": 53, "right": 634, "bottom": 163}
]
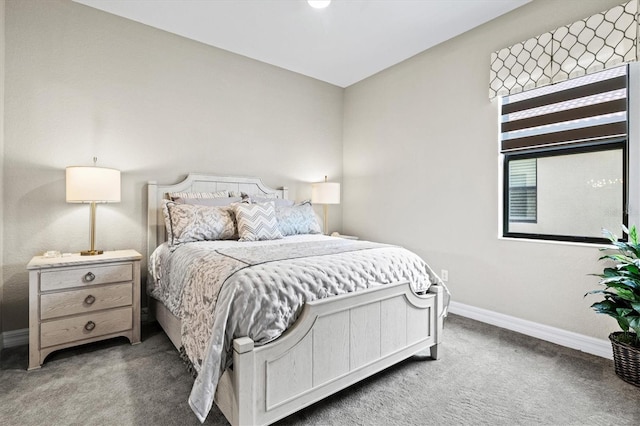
[{"left": 80, "top": 249, "right": 104, "bottom": 256}]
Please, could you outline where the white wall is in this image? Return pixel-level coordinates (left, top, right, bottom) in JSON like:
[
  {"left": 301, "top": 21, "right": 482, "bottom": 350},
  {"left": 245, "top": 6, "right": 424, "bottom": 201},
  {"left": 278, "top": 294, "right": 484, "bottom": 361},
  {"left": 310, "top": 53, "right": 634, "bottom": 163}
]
[
  {"left": 342, "top": 0, "right": 625, "bottom": 341},
  {"left": 2, "top": 0, "right": 343, "bottom": 332}
]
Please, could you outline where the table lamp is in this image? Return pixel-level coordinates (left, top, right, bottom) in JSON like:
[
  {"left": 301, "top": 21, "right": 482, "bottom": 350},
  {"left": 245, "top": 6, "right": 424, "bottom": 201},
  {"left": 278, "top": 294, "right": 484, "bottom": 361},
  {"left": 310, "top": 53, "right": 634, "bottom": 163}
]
[
  {"left": 311, "top": 176, "right": 340, "bottom": 234},
  {"left": 66, "top": 159, "right": 121, "bottom": 255}
]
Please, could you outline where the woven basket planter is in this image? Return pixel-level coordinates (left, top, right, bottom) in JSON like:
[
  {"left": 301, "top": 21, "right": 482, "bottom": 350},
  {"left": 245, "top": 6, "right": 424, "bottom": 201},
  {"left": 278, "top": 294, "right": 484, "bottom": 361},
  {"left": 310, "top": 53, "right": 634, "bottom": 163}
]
[{"left": 609, "top": 332, "right": 640, "bottom": 387}]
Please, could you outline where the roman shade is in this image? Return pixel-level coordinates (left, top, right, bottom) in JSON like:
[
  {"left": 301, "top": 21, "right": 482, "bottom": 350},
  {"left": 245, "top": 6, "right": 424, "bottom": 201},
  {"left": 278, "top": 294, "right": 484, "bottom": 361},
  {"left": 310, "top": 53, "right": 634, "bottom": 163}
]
[
  {"left": 500, "top": 65, "right": 627, "bottom": 153},
  {"left": 490, "top": 0, "right": 638, "bottom": 99}
]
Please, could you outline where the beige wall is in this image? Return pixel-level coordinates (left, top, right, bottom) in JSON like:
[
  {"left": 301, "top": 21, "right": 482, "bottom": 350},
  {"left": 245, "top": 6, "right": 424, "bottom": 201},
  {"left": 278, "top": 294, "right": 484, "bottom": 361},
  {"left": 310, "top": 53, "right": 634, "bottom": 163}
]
[
  {"left": 2, "top": 0, "right": 629, "bottom": 344},
  {"left": 0, "top": 0, "right": 5, "bottom": 344},
  {"left": 2, "top": 0, "right": 343, "bottom": 332},
  {"left": 342, "top": 0, "right": 625, "bottom": 341}
]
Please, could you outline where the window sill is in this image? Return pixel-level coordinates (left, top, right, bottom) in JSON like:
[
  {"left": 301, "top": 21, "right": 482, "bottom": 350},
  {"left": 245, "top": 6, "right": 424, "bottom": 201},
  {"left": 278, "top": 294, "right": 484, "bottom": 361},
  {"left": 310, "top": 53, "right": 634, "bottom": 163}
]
[{"left": 498, "top": 236, "right": 611, "bottom": 249}]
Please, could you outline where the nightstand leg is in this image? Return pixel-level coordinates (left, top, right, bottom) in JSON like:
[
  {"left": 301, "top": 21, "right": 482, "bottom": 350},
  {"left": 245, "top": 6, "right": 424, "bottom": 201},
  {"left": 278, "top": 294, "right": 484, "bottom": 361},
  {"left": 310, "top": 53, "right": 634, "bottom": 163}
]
[
  {"left": 28, "top": 270, "right": 41, "bottom": 370},
  {"left": 131, "top": 260, "right": 141, "bottom": 344}
]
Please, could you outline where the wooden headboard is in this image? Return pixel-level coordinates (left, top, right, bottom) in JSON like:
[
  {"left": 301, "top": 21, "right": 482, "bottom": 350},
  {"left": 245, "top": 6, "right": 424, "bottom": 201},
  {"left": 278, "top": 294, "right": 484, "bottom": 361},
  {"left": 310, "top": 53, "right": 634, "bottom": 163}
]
[{"left": 147, "top": 173, "right": 288, "bottom": 257}]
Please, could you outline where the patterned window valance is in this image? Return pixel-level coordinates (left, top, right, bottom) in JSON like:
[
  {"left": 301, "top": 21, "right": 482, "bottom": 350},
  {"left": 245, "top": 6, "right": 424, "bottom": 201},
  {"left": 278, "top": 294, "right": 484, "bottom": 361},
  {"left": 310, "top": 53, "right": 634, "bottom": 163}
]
[{"left": 489, "top": 0, "right": 638, "bottom": 98}]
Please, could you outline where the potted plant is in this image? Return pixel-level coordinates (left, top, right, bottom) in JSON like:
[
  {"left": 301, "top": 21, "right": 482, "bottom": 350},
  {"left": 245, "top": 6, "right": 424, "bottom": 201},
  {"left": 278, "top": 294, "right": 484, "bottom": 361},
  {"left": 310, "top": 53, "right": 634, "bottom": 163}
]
[{"left": 587, "top": 225, "right": 640, "bottom": 387}]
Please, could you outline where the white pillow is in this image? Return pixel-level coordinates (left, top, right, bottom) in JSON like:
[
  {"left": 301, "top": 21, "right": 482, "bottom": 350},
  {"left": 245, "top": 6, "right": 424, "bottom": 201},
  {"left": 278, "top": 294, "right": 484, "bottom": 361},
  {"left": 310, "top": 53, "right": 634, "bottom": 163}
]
[{"left": 251, "top": 195, "right": 295, "bottom": 207}]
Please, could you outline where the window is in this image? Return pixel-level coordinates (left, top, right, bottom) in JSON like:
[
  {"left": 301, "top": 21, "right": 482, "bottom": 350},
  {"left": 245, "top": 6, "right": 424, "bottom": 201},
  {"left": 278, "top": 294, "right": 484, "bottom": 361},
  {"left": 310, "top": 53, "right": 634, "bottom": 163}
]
[
  {"left": 501, "top": 66, "right": 628, "bottom": 243},
  {"left": 508, "top": 158, "right": 537, "bottom": 223}
]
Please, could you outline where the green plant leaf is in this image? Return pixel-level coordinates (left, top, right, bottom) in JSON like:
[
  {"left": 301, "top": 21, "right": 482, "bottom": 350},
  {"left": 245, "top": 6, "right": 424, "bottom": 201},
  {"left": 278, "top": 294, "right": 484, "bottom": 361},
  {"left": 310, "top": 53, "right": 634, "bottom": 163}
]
[
  {"left": 616, "top": 288, "right": 640, "bottom": 302},
  {"left": 600, "top": 254, "right": 636, "bottom": 264},
  {"left": 603, "top": 228, "right": 618, "bottom": 243},
  {"left": 628, "top": 316, "right": 640, "bottom": 337},
  {"left": 591, "top": 301, "right": 616, "bottom": 315},
  {"left": 616, "top": 307, "right": 633, "bottom": 317},
  {"left": 599, "top": 278, "right": 640, "bottom": 290},
  {"left": 617, "top": 317, "right": 630, "bottom": 331},
  {"left": 629, "top": 225, "right": 638, "bottom": 246},
  {"left": 610, "top": 240, "right": 640, "bottom": 256},
  {"left": 621, "top": 279, "right": 640, "bottom": 290},
  {"left": 599, "top": 276, "right": 627, "bottom": 285},
  {"left": 599, "top": 291, "right": 621, "bottom": 300}
]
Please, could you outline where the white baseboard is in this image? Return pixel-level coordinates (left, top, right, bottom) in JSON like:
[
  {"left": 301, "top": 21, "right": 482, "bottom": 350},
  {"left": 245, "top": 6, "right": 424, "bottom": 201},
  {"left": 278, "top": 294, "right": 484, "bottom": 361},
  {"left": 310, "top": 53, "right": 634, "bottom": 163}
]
[
  {"left": 2, "top": 328, "right": 28, "bottom": 348},
  {"left": 3, "top": 305, "right": 611, "bottom": 359},
  {"left": 449, "top": 301, "right": 612, "bottom": 360}
]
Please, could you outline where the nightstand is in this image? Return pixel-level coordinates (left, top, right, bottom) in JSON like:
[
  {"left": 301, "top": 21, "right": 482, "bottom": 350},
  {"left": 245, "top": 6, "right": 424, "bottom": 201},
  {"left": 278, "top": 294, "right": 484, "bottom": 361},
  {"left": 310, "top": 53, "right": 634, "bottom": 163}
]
[{"left": 27, "top": 249, "right": 142, "bottom": 370}]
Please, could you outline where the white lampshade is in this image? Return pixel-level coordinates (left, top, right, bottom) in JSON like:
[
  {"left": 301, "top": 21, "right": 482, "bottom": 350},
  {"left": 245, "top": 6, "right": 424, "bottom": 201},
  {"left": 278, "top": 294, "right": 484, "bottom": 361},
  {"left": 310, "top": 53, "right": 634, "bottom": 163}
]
[
  {"left": 308, "top": 0, "right": 331, "bottom": 9},
  {"left": 311, "top": 181, "right": 340, "bottom": 205},
  {"left": 66, "top": 166, "right": 121, "bottom": 203}
]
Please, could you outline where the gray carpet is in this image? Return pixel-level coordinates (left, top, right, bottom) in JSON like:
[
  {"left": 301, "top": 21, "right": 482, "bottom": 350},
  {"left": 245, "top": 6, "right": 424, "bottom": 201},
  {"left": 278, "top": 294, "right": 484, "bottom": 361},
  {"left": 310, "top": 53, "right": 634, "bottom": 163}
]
[{"left": 1, "top": 315, "right": 638, "bottom": 425}]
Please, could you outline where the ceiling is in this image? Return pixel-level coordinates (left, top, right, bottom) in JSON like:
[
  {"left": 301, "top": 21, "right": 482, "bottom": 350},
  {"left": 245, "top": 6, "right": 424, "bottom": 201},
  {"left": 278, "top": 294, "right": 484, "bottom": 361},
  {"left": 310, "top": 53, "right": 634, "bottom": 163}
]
[{"left": 74, "top": 0, "right": 530, "bottom": 88}]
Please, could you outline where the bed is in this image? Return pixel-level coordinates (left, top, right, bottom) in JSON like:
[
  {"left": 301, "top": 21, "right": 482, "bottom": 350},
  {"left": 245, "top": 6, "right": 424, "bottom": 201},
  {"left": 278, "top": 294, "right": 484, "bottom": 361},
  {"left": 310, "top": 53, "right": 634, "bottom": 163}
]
[{"left": 146, "top": 173, "right": 448, "bottom": 425}]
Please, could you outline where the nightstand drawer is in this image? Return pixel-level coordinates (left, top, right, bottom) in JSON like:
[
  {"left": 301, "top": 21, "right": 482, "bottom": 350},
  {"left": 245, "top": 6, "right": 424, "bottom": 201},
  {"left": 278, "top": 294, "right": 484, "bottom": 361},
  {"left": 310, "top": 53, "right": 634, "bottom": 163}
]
[
  {"left": 40, "top": 306, "right": 133, "bottom": 348},
  {"left": 40, "top": 283, "right": 133, "bottom": 320},
  {"left": 40, "top": 264, "right": 132, "bottom": 292}
]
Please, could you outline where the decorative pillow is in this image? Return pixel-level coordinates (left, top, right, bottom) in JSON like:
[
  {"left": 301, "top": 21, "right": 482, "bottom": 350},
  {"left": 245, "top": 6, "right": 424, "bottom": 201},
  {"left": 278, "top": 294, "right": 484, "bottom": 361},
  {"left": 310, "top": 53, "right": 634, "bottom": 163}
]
[
  {"left": 168, "top": 190, "right": 229, "bottom": 201},
  {"left": 276, "top": 202, "right": 322, "bottom": 236},
  {"left": 173, "top": 196, "right": 243, "bottom": 206},
  {"left": 162, "top": 200, "right": 237, "bottom": 249},
  {"left": 234, "top": 191, "right": 276, "bottom": 198},
  {"left": 233, "top": 202, "right": 283, "bottom": 242},
  {"left": 251, "top": 195, "right": 295, "bottom": 207}
]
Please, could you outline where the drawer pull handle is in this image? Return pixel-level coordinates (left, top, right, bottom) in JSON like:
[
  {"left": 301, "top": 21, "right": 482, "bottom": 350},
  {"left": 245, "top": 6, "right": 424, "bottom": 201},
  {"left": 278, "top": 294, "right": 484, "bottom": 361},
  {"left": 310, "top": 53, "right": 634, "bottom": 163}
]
[
  {"left": 84, "top": 321, "right": 96, "bottom": 331},
  {"left": 84, "top": 295, "right": 96, "bottom": 305},
  {"left": 84, "top": 272, "right": 96, "bottom": 282}
]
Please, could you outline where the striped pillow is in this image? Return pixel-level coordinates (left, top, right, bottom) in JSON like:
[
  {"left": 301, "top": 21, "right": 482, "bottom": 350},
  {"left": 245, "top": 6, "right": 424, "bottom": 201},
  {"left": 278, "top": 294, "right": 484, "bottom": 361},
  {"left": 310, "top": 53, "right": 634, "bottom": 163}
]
[{"left": 234, "top": 202, "right": 283, "bottom": 242}]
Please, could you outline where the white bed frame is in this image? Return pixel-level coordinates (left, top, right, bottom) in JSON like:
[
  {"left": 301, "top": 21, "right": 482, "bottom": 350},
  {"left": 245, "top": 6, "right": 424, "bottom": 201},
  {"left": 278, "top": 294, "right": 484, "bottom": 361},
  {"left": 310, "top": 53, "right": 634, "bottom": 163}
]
[{"left": 147, "top": 173, "right": 445, "bottom": 426}]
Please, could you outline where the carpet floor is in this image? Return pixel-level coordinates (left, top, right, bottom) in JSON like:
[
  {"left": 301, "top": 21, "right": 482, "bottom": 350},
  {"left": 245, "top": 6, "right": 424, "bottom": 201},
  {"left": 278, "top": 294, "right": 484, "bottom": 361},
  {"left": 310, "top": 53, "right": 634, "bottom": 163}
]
[{"left": 1, "top": 314, "right": 638, "bottom": 425}]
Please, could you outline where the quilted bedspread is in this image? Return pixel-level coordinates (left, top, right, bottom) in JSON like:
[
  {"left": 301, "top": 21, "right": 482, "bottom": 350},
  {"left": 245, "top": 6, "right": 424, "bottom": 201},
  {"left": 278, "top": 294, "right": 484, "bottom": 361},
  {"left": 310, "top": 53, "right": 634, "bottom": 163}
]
[{"left": 148, "top": 235, "right": 439, "bottom": 422}]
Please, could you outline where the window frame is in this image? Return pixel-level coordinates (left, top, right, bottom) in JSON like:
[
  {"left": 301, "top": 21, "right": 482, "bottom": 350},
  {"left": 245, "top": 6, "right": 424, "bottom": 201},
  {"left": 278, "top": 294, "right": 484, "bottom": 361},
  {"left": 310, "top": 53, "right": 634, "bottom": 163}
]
[{"left": 502, "top": 140, "right": 628, "bottom": 244}]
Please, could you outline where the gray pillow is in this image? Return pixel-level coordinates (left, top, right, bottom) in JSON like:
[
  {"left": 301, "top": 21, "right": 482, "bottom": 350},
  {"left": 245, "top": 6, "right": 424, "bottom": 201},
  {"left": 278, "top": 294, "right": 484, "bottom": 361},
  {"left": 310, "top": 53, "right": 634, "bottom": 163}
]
[{"left": 162, "top": 200, "right": 237, "bottom": 249}]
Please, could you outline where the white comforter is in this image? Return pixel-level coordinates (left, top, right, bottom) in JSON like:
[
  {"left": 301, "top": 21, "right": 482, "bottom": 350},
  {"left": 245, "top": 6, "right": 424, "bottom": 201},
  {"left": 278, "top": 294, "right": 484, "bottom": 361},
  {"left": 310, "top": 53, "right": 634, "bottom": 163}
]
[{"left": 148, "top": 235, "right": 440, "bottom": 422}]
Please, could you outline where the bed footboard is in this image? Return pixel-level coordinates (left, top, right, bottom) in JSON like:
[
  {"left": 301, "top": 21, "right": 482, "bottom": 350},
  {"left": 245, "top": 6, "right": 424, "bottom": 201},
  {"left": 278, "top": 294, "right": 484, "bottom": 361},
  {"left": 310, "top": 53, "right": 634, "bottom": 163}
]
[{"left": 215, "top": 281, "right": 443, "bottom": 426}]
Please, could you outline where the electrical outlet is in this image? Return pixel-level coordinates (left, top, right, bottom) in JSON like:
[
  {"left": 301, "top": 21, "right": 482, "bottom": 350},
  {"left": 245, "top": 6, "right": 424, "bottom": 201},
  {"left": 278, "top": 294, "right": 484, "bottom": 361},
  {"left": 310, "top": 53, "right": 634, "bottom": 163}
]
[{"left": 441, "top": 269, "right": 449, "bottom": 282}]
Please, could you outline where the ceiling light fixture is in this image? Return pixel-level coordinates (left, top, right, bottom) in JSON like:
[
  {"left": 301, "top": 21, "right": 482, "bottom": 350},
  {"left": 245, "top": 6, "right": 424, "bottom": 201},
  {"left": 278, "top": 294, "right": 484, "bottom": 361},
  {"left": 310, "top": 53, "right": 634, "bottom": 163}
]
[{"left": 308, "top": 0, "right": 331, "bottom": 9}]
